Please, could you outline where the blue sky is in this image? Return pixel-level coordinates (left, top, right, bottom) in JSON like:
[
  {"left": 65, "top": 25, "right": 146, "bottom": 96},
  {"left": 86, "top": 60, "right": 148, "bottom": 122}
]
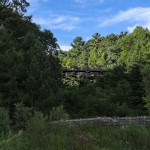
[{"left": 27, "top": 0, "right": 150, "bottom": 50}]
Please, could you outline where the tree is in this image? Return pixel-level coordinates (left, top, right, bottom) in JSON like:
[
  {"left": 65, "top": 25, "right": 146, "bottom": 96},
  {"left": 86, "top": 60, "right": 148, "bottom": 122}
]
[
  {"left": 0, "top": 26, "right": 23, "bottom": 108},
  {"left": 39, "top": 29, "right": 59, "bottom": 53},
  {"left": 118, "top": 26, "right": 150, "bottom": 67},
  {"left": 0, "top": 1, "right": 61, "bottom": 113},
  {"left": 142, "top": 64, "right": 150, "bottom": 113},
  {"left": 0, "top": 0, "right": 29, "bottom": 13},
  {"left": 88, "top": 33, "right": 101, "bottom": 67},
  {"left": 70, "top": 36, "right": 85, "bottom": 57}
]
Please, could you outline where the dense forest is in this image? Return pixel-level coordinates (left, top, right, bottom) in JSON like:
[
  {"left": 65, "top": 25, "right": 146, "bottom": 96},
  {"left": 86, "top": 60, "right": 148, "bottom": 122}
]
[
  {"left": 58, "top": 27, "right": 150, "bottom": 117},
  {"left": 0, "top": 0, "right": 150, "bottom": 149}
]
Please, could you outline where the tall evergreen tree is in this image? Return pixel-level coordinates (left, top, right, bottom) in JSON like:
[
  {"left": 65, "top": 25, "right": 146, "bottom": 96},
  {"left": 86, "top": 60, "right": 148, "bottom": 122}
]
[{"left": 0, "top": 0, "right": 61, "bottom": 112}]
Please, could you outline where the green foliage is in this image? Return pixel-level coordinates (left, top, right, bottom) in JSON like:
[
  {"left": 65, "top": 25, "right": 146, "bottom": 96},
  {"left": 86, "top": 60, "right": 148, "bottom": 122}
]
[
  {"left": 25, "top": 111, "right": 70, "bottom": 150},
  {"left": 0, "top": 1, "right": 61, "bottom": 113},
  {"left": 58, "top": 26, "right": 150, "bottom": 117},
  {"left": 0, "top": 122, "right": 150, "bottom": 150},
  {"left": 144, "top": 96, "right": 150, "bottom": 114},
  {"left": 60, "top": 65, "right": 147, "bottom": 118},
  {"left": 13, "top": 102, "right": 32, "bottom": 130},
  {"left": 1, "top": 0, "right": 150, "bottom": 138},
  {"left": 118, "top": 26, "right": 150, "bottom": 67},
  {"left": 122, "top": 124, "right": 150, "bottom": 149},
  {"left": 25, "top": 111, "right": 50, "bottom": 150},
  {"left": 0, "top": 131, "right": 27, "bottom": 150},
  {"left": 59, "top": 26, "right": 150, "bottom": 71},
  {"left": 142, "top": 64, "right": 150, "bottom": 113},
  {"left": 49, "top": 105, "right": 69, "bottom": 121},
  {"left": 0, "top": 107, "right": 10, "bottom": 135}
]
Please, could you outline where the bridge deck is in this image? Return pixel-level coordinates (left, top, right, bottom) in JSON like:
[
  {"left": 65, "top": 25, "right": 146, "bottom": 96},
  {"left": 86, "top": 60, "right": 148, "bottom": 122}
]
[{"left": 62, "top": 69, "right": 105, "bottom": 73}]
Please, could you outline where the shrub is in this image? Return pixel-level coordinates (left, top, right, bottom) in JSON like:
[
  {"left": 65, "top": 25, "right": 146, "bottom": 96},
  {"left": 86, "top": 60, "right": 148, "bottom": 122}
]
[
  {"left": 13, "top": 102, "right": 33, "bottom": 130},
  {"left": 0, "top": 107, "right": 10, "bottom": 135},
  {"left": 25, "top": 111, "right": 50, "bottom": 150},
  {"left": 49, "top": 105, "right": 69, "bottom": 121}
]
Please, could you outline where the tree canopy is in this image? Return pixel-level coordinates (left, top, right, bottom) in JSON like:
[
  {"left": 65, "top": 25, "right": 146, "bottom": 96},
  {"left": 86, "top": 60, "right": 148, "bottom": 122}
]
[{"left": 0, "top": 0, "right": 61, "bottom": 112}]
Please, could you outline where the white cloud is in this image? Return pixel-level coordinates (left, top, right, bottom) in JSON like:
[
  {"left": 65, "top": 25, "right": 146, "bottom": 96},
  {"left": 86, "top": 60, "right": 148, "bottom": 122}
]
[
  {"left": 33, "top": 15, "right": 80, "bottom": 31},
  {"left": 127, "top": 24, "right": 139, "bottom": 33},
  {"left": 27, "top": 0, "right": 81, "bottom": 31},
  {"left": 27, "top": 0, "right": 49, "bottom": 13},
  {"left": 100, "top": 7, "right": 150, "bottom": 31},
  {"left": 60, "top": 45, "right": 72, "bottom": 51},
  {"left": 98, "top": 0, "right": 104, "bottom": 2},
  {"left": 53, "top": 16, "right": 65, "bottom": 23}
]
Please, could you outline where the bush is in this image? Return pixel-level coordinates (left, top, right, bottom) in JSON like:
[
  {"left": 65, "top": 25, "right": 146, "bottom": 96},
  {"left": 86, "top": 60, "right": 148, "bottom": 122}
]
[
  {"left": 0, "top": 131, "right": 28, "bottom": 150},
  {"left": 0, "top": 107, "right": 10, "bottom": 135},
  {"left": 13, "top": 102, "right": 33, "bottom": 130},
  {"left": 25, "top": 111, "right": 69, "bottom": 150},
  {"left": 122, "top": 124, "right": 150, "bottom": 150},
  {"left": 49, "top": 105, "right": 69, "bottom": 121},
  {"left": 25, "top": 111, "right": 50, "bottom": 150}
]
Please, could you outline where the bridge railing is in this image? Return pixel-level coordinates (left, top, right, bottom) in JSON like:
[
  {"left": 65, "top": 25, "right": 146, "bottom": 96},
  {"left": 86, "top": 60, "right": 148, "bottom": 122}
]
[
  {"left": 62, "top": 68, "right": 105, "bottom": 73},
  {"left": 53, "top": 116, "right": 150, "bottom": 127}
]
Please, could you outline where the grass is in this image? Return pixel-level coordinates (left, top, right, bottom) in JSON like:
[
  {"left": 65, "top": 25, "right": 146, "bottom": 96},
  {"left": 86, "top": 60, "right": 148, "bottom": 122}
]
[{"left": 0, "top": 123, "right": 150, "bottom": 150}]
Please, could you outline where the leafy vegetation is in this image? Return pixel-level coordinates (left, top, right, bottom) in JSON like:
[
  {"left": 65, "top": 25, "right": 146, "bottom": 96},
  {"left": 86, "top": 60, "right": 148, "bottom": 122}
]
[
  {"left": 58, "top": 27, "right": 150, "bottom": 117},
  {"left": 0, "top": 0, "right": 150, "bottom": 149},
  {"left": 0, "top": 117, "right": 150, "bottom": 150}
]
